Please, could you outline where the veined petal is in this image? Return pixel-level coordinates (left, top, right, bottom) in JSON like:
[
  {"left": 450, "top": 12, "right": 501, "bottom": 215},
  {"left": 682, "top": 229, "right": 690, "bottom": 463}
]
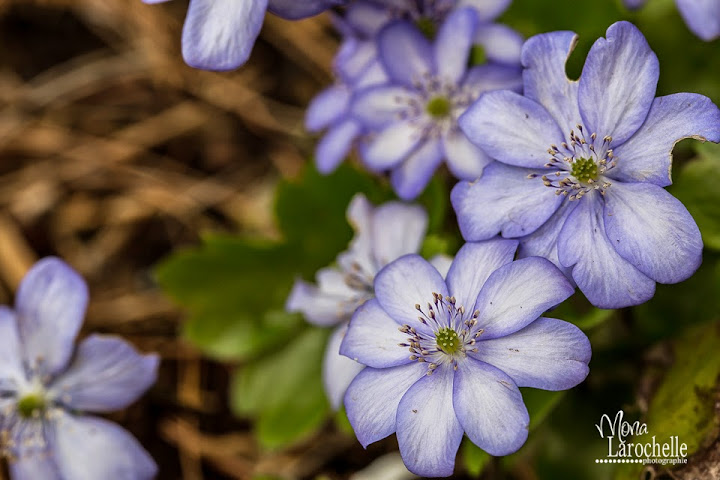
[
  {"left": 49, "top": 335, "right": 159, "bottom": 412},
  {"left": 315, "top": 119, "right": 362, "bottom": 174},
  {"left": 351, "top": 85, "right": 413, "bottom": 129},
  {"left": 445, "top": 239, "right": 519, "bottom": 314},
  {"left": 360, "top": 121, "right": 421, "bottom": 171},
  {"left": 434, "top": 8, "right": 478, "bottom": 83},
  {"left": 267, "top": 0, "right": 343, "bottom": 19},
  {"left": 286, "top": 278, "right": 351, "bottom": 327},
  {"left": 521, "top": 30, "right": 582, "bottom": 134},
  {"left": 578, "top": 21, "right": 659, "bottom": 145},
  {"left": 396, "top": 367, "right": 463, "bottom": 477},
  {"left": 463, "top": 64, "right": 523, "bottom": 97},
  {"left": 323, "top": 324, "right": 364, "bottom": 410},
  {"left": 52, "top": 415, "right": 157, "bottom": 480},
  {"left": 344, "top": 362, "right": 427, "bottom": 447},
  {"left": 451, "top": 163, "right": 564, "bottom": 241},
  {"left": 452, "top": 358, "right": 529, "bottom": 456},
  {"left": 603, "top": 182, "right": 702, "bottom": 284},
  {"left": 0, "top": 306, "right": 25, "bottom": 389},
  {"left": 370, "top": 202, "right": 428, "bottom": 267},
  {"left": 459, "top": 90, "right": 565, "bottom": 168},
  {"left": 16, "top": 257, "right": 88, "bottom": 377},
  {"left": 676, "top": 0, "right": 720, "bottom": 41},
  {"left": 378, "top": 21, "right": 434, "bottom": 87},
  {"left": 610, "top": 93, "right": 720, "bottom": 187},
  {"left": 390, "top": 138, "right": 444, "bottom": 201},
  {"left": 473, "top": 23, "right": 524, "bottom": 66},
  {"left": 443, "top": 128, "right": 494, "bottom": 181},
  {"left": 458, "top": 0, "right": 512, "bottom": 22},
  {"left": 182, "top": 0, "right": 268, "bottom": 71},
  {"left": 471, "top": 317, "right": 591, "bottom": 390},
  {"left": 557, "top": 192, "right": 656, "bottom": 308},
  {"left": 306, "top": 85, "right": 350, "bottom": 132},
  {"left": 9, "top": 454, "right": 61, "bottom": 480},
  {"left": 474, "top": 257, "right": 575, "bottom": 339}
]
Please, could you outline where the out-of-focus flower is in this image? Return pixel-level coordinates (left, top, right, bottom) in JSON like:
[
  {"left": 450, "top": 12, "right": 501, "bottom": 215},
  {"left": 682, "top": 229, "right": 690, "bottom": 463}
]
[
  {"left": 0, "top": 258, "right": 159, "bottom": 479},
  {"left": 623, "top": 0, "right": 720, "bottom": 41},
  {"left": 286, "top": 194, "right": 435, "bottom": 409},
  {"left": 341, "top": 241, "right": 589, "bottom": 477},
  {"left": 142, "top": 0, "right": 347, "bottom": 70},
  {"left": 453, "top": 21, "right": 720, "bottom": 308}
]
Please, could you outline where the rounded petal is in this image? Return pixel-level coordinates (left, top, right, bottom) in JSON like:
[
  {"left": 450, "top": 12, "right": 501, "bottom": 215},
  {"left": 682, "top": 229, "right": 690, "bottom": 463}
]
[
  {"left": 0, "top": 306, "right": 26, "bottom": 389},
  {"left": 339, "top": 194, "right": 376, "bottom": 275},
  {"left": 323, "top": 324, "right": 365, "bottom": 410},
  {"left": 578, "top": 21, "right": 659, "bottom": 144},
  {"left": 16, "top": 257, "right": 88, "bottom": 377},
  {"left": 49, "top": 335, "right": 159, "bottom": 412},
  {"left": 390, "top": 138, "right": 444, "bottom": 201},
  {"left": 52, "top": 414, "right": 157, "bottom": 480},
  {"left": 286, "top": 278, "right": 350, "bottom": 327},
  {"left": 351, "top": 85, "right": 413, "bottom": 129},
  {"left": 370, "top": 201, "right": 428, "bottom": 267},
  {"left": 610, "top": 93, "right": 720, "bottom": 187},
  {"left": 306, "top": 85, "right": 351, "bottom": 132},
  {"left": 344, "top": 362, "right": 427, "bottom": 448},
  {"left": 445, "top": 239, "right": 519, "bottom": 314},
  {"left": 360, "top": 121, "right": 421, "bottom": 171},
  {"left": 451, "top": 163, "right": 564, "bottom": 241},
  {"left": 396, "top": 367, "right": 463, "bottom": 477},
  {"left": 443, "top": 128, "right": 494, "bottom": 181},
  {"left": 434, "top": 8, "right": 478, "bottom": 83},
  {"left": 181, "top": 0, "right": 269, "bottom": 71},
  {"left": 521, "top": 30, "right": 582, "bottom": 134},
  {"left": 429, "top": 254, "right": 453, "bottom": 279},
  {"left": 472, "top": 317, "right": 591, "bottom": 390},
  {"left": 374, "top": 254, "right": 448, "bottom": 331},
  {"left": 603, "top": 182, "right": 703, "bottom": 284},
  {"left": 452, "top": 358, "right": 529, "bottom": 456},
  {"left": 459, "top": 90, "right": 565, "bottom": 168},
  {"left": 316, "top": 120, "right": 362, "bottom": 174},
  {"left": 458, "top": 0, "right": 511, "bottom": 22},
  {"left": 267, "top": 0, "right": 343, "bottom": 19},
  {"left": 463, "top": 64, "right": 523, "bottom": 94},
  {"left": 473, "top": 23, "right": 524, "bottom": 67},
  {"left": 9, "top": 453, "right": 61, "bottom": 480},
  {"left": 474, "top": 257, "right": 575, "bottom": 339},
  {"left": 377, "top": 21, "right": 434, "bottom": 87},
  {"left": 340, "top": 299, "right": 413, "bottom": 369},
  {"left": 557, "top": 192, "right": 656, "bottom": 308},
  {"left": 676, "top": 0, "right": 720, "bottom": 41},
  {"left": 344, "top": 1, "right": 391, "bottom": 36}
]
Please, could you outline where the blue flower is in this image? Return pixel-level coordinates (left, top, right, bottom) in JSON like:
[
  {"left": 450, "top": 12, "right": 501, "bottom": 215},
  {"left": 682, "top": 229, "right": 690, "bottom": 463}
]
[
  {"left": 143, "top": 0, "right": 346, "bottom": 70},
  {"left": 452, "top": 21, "right": 720, "bottom": 309},
  {"left": 350, "top": 7, "right": 523, "bottom": 199},
  {"left": 340, "top": 240, "right": 590, "bottom": 477},
  {"left": 287, "top": 194, "right": 446, "bottom": 408},
  {"left": 0, "top": 258, "right": 159, "bottom": 479},
  {"left": 624, "top": 0, "right": 720, "bottom": 41}
]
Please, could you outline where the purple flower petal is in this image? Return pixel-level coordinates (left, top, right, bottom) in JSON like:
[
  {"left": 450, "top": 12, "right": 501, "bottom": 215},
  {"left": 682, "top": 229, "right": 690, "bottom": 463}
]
[
  {"left": 49, "top": 335, "right": 159, "bottom": 412},
  {"left": 352, "top": 85, "right": 413, "bottom": 129},
  {"left": 458, "top": 0, "right": 512, "bottom": 22},
  {"left": 463, "top": 64, "right": 523, "bottom": 94},
  {"left": 434, "top": 8, "right": 478, "bottom": 83},
  {"left": 445, "top": 239, "right": 519, "bottom": 314},
  {"left": 52, "top": 414, "right": 157, "bottom": 480},
  {"left": 335, "top": 39, "right": 377, "bottom": 83},
  {"left": 521, "top": 30, "right": 582, "bottom": 134},
  {"left": 578, "top": 21, "right": 659, "bottom": 145},
  {"left": 452, "top": 358, "right": 529, "bottom": 456},
  {"left": 451, "top": 163, "right": 564, "bottom": 241},
  {"left": 9, "top": 454, "right": 61, "bottom": 480},
  {"left": 344, "top": 362, "right": 426, "bottom": 448},
  {"left": 181, "top": 0, "right": 269, "bottom": 71},
  {"left": 0, "top": 306, "right": 25, "bottom": 389},
  {"left": 603, "top": 182, "right": 703, "bottom": 284},
  {"left": 340, "top": 299, "right": 413, "bottom": 368},
  {"left": 429, "top": 254, "right": 453, "bottom": 279},
  {"left": 610, "top": 93, "right": 720, "bottom": 187},
  {"left": 557, "top": 192, "right": 656, "bottom": 308},
  {"left": 143, "top": 0, "right": 171, "bottom": 4},
  {"left": 374, "top": 255, "right": 448, "bottom": 331},
  {"left": 377, "top": 21, "right": 434, "bottom": 87},
  {"left": 323, "top": 324, "right": 364, "bottom": 410},
  {"left": 474, "top": 257, "right": 575, "bottom": 339},
  {"left": 396, "top": 367, "right": 463, "bottom": 477},
  {"left": 361, "top": 121, "right": 421, "bottom": 171},
  {"left": 390, "top": 138, "right": 444, "bottom": 200},
  {"left": 459, "top": 90, "right": 565, "bottom": 168},
  {"left": 267, "top": 0, "right": 344, "bottom": 20},
  {"left": 316, "top": 119, "right": 362, "bottom": 174},
  {"left": 306, "top": 85, "right": 350, "bottom": 132},
  {"left": 339, "top": 194, "right": 375, "bottom": 274},
  {"left": 474, "top": 23, "right": 524, "bottom": 66},
  {"left": 344, "top": 2, "right": 391, "bottom": 37},
  {"left": 623, "top": 0, "right": 649, "bottom": 9},
  {"left": 286, "top": 276, "right": 352, "bottom": 327},
  {"left": 16, "top": 257, "right": 88, "bottom": 377},
  {"left": 370, "top": 202, "right": 428, "bottom": 267},
  {"left": 676, "top": 0, "right": 720, "bottom": 41},
  {"left": 471, "top": 317, "right": 591, "bottom": 390},
  {"left": 442, "top": 128, "right": 494, "bottom": 181}
]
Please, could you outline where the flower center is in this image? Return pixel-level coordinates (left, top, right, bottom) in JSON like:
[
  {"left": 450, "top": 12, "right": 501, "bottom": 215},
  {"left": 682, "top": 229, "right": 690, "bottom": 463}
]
[
  {"left": 435, "top": 327, "right": 460, "bottom": 354},
  {"left": 570, "top": 157, "right": 598, "bottom": 183},
  {"left": 426, "top": 96, "right": 451, "bottom": 118},
  {"left": 16, "top": 394, "right": 45, "bottom": 419}
]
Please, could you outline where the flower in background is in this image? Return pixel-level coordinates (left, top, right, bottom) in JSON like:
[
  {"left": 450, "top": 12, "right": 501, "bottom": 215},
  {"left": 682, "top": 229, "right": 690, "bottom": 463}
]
[
  {"left": 0, "top": 258, "right": 159, "bottom": 479},
  {"left": 351, "top": 8, "right": 523, "bottom": 199},
  {"left": 287, "top": 194, "right": 446, "bottom": 409},
  {"left": 453, "top": 21, "right": 720, "bottom": 308},
  {"left": 341, "top": 241, "right": 590, "bottom": 477},
  {"left": 142, "top": 0, "right": 347, "bottom": 70},
  {"left": 624, "top": 0, "right": 720, "bottom": 41}
]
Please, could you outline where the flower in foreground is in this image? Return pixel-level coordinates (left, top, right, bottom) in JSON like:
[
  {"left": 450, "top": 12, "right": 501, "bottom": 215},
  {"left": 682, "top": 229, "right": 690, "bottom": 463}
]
[
  {"left": 351, "top": 7, "right": 522, "bottom": 199},
  {"left": 142, "top": 0, "right": 346, "bottom": 70},
  {"left": 287, "top": 193, "right": 438, "bottom": 408},
  {"left": 452, "top": 21, "right": 720, "bottom": 309},
  {"left": 341, "top": 240, "right": 591, "bottom": 477},
  {"left": 0, "top": 258, "right": 159, "bottom": 479},
  {"left": 624, "top": 0, "right": 720, "bottom": 41}
]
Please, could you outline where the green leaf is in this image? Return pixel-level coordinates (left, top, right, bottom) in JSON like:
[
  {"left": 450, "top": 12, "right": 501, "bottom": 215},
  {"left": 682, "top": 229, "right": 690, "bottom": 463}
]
[
  {"left": 552, "top": 293, "right": 616, "bottom": 332},
  {"left": 461, "top": 439, "right": 491, "bottom": 478},
  {"left": 416, "top": 175, "right": 449, "bottom": 233},
  {"left": 523, "top": 389, "right": 566, "bottom": 431}
]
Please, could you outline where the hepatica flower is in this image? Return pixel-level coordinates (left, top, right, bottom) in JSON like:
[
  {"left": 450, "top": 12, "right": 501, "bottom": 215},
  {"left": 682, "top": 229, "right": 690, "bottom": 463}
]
[
  {"left": 0, "top": 258, "right": 159, "bottom": 479},
  {"left": 286, "top": 194, "right": 430, "bottom": 408},
  {"left": 341, "top": 240, "right": 591, "bottom": 476},
  {"left": 624, "top": 0, "right": 720, "bottom": 41},
  {"left": 452, "top": 21, "right": 720, "bottom": 308},
  {"left": 143, "top": 0, "right": 347, "bottom": 70},
  {"left": 351, "top": 8, "right": 522, "bottom": 199}
]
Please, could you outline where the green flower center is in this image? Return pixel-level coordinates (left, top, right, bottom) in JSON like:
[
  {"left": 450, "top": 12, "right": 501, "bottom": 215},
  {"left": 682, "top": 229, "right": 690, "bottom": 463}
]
[
  {"left": 435, "top": 327, "right": 461, "bottom": 355},
  {"left": 17, "top": 393, "right": 45, "bottom": 418},
  {"left": 571, "top": 157, "right": 599, "bottom": 183},
  {"left": 426, "top": 96, "right": 451, "bottom": 118},
  {"left": 415, "top": 17, "right": 436, "bottom": 39}
]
